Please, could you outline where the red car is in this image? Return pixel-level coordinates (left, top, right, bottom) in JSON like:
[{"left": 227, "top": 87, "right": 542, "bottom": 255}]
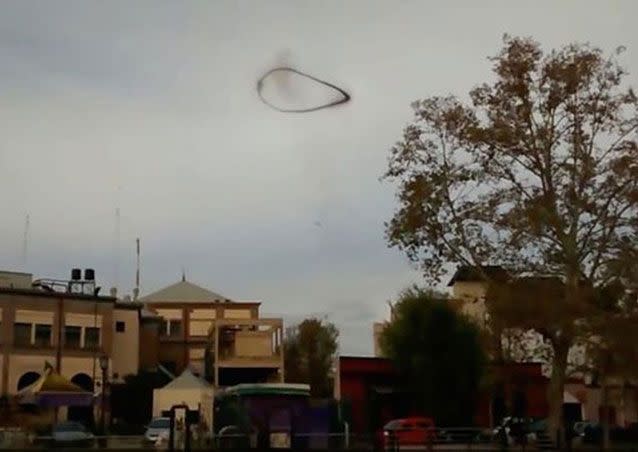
[{"left": 381, "top": 417, "right": 437, "bottom": 449}]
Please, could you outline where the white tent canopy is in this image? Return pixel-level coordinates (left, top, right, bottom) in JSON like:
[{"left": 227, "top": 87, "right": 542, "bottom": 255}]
[{"left": 153, "top": 369, "right": 214, "bottom": 435}]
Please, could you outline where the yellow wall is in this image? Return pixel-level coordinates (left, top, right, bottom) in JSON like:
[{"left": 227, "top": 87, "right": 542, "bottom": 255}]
[
  {"left": 7, "top": 353, "right": 54, "bottom": 393},
  {"left": 189, "top": 348, "right": 206, "bottom": 360},
  {"left": 223, "top": 309, "right": 251, "bottom": 319},
  {"left": 189, "top": 320, "right": 213, "bottom": 336},
  {"left": 190, "top": 309, "right": 216, "bottom": 320},
  {"left": 65, "top": 313, "right": 103, "bottom": 327},
  {"left": 112, "top": 308, "right": 139, "bottom": 380},
  {"left": 154, "top": 309, "right": 182, "bottom": 320},
  {"left": 5, "top": 354, "right": 109, "bottom": 394},
  {"left": 234, "top": 331, "right": 272, "bottom": 357},
  {"left": 189, "top": 309, "right": 216, "bottom": 336},
  {"left": 15, "top": 310, "right": 54, "bottom": 324}
]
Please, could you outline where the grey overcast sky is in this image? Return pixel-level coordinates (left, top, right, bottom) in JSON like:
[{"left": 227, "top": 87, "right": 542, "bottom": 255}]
[{"left": 1, "top": 1, "right": 636, "bottom": 355}]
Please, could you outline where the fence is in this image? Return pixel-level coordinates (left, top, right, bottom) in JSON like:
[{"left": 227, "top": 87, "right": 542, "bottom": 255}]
[{"left": 0, "top": 429, "right": 637, "bottom": 451}]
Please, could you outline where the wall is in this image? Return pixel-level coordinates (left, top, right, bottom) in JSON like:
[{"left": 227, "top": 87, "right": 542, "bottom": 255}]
[
  {"left": 451, "top": 281, "right": 487, "bottom": 302},
  {"left": 0, "top": 272, "right": 32, "bottom": 289},
  {"left": 112, "top": 308, "right": 140, "bottom": 381},
  {"left": 0, "top": 291, "right": 116, "bottom": 394},
  {"left": 579, "top": 385, "right": 638, "bottom": 426},
  {"left": 7, "top": 353, "right": 55, "bottom": 392},
  {"left": 139, "top": 320, "right": 160, "bottom": 371},
  {"left": 157, "top": 342, "right": 188, "bottom": 375},
  {"left": 234, "top": 331, "right": 271, "bottom": 357},
  {"left": 450, "top": 281, "right": 489, "bottom": 326},
  {"left": 336, "top": 357, "right": 398, "bottom": 435},
  {"left": 188, "top": 308, "right": 216, "bottom": 337},
  {"left": 337, "top": 357, "right": 550, "bottom": 433}
]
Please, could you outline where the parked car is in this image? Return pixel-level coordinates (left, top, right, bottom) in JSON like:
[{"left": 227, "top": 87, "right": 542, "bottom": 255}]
[
  {"left": 144, "top": 417, "right": 171, "bottom": 443},
  {"left": 51, "top": 422, "right": 94, "bottom": 446},
  {"left": 381, "top": 417, "right": 436, "bottom": 449},
  {"left": 493, "top": 417, "right": 537, "bottom": 446},
  {"left": 573, "top": 420, "right": 595, "bottom": 438}
]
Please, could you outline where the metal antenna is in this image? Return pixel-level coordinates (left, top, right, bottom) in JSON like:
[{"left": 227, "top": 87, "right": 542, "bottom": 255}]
[
  {"left": 113, "top": 207, "right": 120, "bottom": 291},
  {"left": 133, "top": 238, "right": 140, "bottom": 301},
  {"left": 21, "top": 214, "right": 30, "bottom": 268}
]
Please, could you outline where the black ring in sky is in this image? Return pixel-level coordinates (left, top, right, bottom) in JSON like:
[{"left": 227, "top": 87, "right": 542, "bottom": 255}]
[{"left": 256, "top": 67, "right": 351, "bottom": 113}]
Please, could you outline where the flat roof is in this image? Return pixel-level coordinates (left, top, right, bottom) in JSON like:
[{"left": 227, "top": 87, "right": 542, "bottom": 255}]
[
  {"left": 0, "top": 287, "right": 116, "bottom": 303},
  {"left": 218, "top": 383, "right": 310, "bottom": 397}
]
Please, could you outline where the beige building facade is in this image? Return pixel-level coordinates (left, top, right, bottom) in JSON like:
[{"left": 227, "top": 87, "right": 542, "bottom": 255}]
[
  {"left": 0, "top": 275, "right": 115, "bottom": 396},
  {"left": 0, "top": 270, "right": 144, "bottom": 397},
  {"left": 141, "top": 278, "right": 284, "bottom": 387}
]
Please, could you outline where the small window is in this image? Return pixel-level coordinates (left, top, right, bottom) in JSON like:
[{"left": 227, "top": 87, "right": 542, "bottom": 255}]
[
  {"left": 160, "top": 319, "right": 169, "bottom": 336},
  {"left": 64, "top": 326, "right": 81, "bottom": 348},
  {"left": 115, "top": 321, "right": 126, "bottom": 333},
  {"left": 85, "top": 327, "right": 100, "bottom": 348},
  {"left": 13, "top": 323, "right": 32, "bottom": 346},
  {"left": 34, "top": 324, "right": 52, "bottom": 347}
]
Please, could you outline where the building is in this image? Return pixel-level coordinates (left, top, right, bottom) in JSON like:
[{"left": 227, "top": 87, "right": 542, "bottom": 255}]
[
  {"left": 0, "top": 270, "right": 119, "bottom": 398},
  {"left": 447, "top": 265, "right": 508, "bottom": 327},
  {"left": 0, "top": 268, "right": 149, "bottom": 387},
  {"left": 334, "top": 356, "right": 404, "bottom": 437},
  {"left": 140, "top": 277, "right": 284, "bottom": 387},
  {"left": 335, "top": 356, "right": 549, "bottom": 435}
]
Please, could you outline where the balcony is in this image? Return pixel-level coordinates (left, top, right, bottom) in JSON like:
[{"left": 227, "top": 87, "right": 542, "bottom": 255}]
[{"left": 214, "top": 318, "right": 283, "bottom": 368}]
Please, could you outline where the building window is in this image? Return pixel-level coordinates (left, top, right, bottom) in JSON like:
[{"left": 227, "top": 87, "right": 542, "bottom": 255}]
[
  {"left": 169, "top": 320, "right": 182, "bottom": 338},
  {"left": 85, "top": 327, "right": 100, "bottom": 349},
  {"left": 34, "top": 324, "right": 52, "bottom": 347},
  {"left": 115, "top": 321, "right": 126, "bottom": 333},
  {"left": 159, "top": 319, "right": 183, "bottom": 338},
  {"left": 13, "top": 323, "right": 32, "bottom": 346},
  {"left": 64, "top": 326, "right": 81, "bottom": 348}
]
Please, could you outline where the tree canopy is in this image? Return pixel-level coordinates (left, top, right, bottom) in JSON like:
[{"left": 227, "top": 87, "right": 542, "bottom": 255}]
[
  {"left": 383, "top": 35, "right": 637, "bottom": 437},
  {"left": 380, "top": 287, "right": 485, "bottom": 426},
  {"left": 284, "top": 317, "right": 339, "bottom": 398}
]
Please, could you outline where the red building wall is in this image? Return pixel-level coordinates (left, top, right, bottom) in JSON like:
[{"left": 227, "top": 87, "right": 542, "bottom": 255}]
[{"left": 337, "top": 357, "right": 549, "bottom": 435}]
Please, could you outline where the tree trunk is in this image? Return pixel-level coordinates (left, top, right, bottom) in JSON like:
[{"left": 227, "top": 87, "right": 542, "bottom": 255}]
[{"left": 547, "top": 339, "right": 569, "bottom": 450}]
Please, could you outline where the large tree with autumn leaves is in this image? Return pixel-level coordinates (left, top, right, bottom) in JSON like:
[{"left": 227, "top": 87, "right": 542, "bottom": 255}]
[{"left": 383, "top": 35, "right": 637, "bottom": 441}]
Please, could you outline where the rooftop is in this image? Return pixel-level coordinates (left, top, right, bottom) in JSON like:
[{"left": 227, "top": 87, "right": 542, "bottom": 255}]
[
  {"left": 447, "top": 265, "right": 509, "bottom": 286},
  {"left": 0, "top": 286, "right": 116, "bottom": 302},
  {"left": 140, "top": 278, "right": 235, "bottom": 304}
]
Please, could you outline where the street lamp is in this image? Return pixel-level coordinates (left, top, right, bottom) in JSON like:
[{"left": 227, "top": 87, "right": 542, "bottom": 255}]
[{"left": 98, "top": 354, "right": 109, "bottom": 436}]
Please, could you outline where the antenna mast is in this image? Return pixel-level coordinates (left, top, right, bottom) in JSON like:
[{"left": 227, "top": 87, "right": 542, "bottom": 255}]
[
  {"left": 21, "top": 214, "right": 30, "bottom": 268},
  {"left": 113, "top": 207, "right": 120, "bottom": 291},
  {"left": 133, "top": 238, "right": 140, "bottom": 301}
]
